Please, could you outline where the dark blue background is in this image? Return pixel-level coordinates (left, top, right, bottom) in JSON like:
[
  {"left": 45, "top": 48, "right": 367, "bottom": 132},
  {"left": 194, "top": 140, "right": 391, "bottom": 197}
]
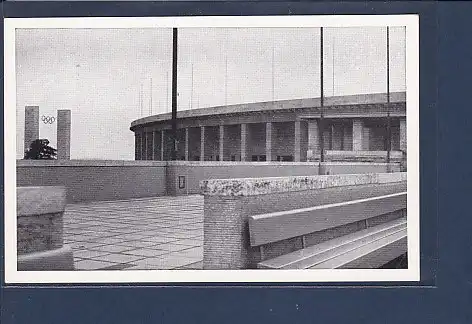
[{"left": 1, "top": 1, "right": 470, "bottom": 323}]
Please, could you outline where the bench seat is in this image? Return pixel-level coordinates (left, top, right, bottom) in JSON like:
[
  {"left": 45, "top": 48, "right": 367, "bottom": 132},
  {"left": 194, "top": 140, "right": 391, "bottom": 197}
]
[{"left": 257, "top": 217, "right": 407, "bottom": 269}]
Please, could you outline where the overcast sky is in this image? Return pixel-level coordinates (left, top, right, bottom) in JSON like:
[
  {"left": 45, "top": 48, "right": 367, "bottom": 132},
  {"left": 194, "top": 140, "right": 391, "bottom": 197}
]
[{"left": 16, "top": 27, "right": 405, "bottom": 160}]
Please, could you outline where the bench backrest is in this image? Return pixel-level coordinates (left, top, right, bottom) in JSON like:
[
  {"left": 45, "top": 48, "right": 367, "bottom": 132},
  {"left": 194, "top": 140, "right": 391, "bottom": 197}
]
[{"left": 248, "top": 191, "right": 407, "bottom": 247}]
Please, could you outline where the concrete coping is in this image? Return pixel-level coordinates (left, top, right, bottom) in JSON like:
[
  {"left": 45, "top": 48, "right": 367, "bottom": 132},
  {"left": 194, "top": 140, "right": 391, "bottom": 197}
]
[
  {"left": 16, "top": 159, "right": 168, "bottom": 167},
  {"left": 168, "top": 161, "right": 317, "bottom": 166},
  {"left": 169, "top": 161, "right": 400, "bottom": 166},
  {"left": 17, "top": 186, "right": 67, "bottom": 217},
  {"left": 326, "top": 150, "right": 404, "bottom": 157},
  {"left": 200, "top": 172, "right": 407, "bottom": 197},
  {"left": 16, "top": 160, "right": 400, "bottom": 168}
]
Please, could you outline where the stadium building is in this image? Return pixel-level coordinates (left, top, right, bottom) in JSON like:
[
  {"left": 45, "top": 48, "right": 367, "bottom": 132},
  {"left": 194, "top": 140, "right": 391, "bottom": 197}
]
[{"left": 130, "top": 92, "right": 406, "bottom": 163}]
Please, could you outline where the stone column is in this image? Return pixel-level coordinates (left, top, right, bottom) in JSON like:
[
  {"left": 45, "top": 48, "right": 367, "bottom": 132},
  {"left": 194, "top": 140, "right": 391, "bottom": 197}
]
[
  {"left": 352, "top": 119, "right": 364, "bottom": 151},
  {"left": 24, "top": 106, "right": 39, "bottom": 154},
  {"left": 294, "top": 120, "right": 301, "bottom": 162},
  {"left": 240, "top": 124, "right": 247, "bottom": 161},
  {"left": 152, "top": 131, "right": 156, "bottom": 160},
  {"left": 160, "top": 130, "right": 165, "bottom": 161},
  {"left": 135, "top": 133, "right": 140, "bottom": 160},
  {"left": 138, "top": 131, "right": 143, "bottom": 160},
  {"left": 219, "top": 125, "right": 225, "bottom": 161},
  {"left": 185, "top": 128, "right": 189, "bottom": 161},
  {"left": 307, "top": 119, "right": 319, "bottom": 160},
  {"left": 144, "top": 132, "right": 149, "bottom": 160},
  {"left": 57, "top": 110, "right": 71, "bottom": 160},
  {"left": 200, "top": 126, "right": 206, "bottom": 161},
  {"left": 266, "top": 122, "right": 273, "bottom": 162},
  {"left": 362, "top": 126, "right": 370, "bottom": 151},
  {"left": 400, "top": 118, "right": 407, "bottom": 152},
  {"left": 138, "top": 134, "right": 142, "bottom": 160},
  {"left": 148, "top": 132, "right": 152, "bottom": 160}
]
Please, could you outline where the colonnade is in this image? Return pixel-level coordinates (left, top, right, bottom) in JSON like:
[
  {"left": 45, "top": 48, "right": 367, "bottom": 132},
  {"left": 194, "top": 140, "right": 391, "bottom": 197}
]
[{"left": 135, "top": 117, "right": 406, "bottom": 162}]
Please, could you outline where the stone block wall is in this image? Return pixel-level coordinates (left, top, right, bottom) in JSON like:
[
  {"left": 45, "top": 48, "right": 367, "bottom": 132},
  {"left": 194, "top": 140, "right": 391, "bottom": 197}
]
[
  {"left": 18, "top": 211, "right": 63, "bottom": 254},
  {"left": 17, "top": 160, "right": 403, "bottom": 202},
  {"left": 17, "top": 186, "right": 74, "bottom": 271},
  {"left": 17, "top": 160, "right": 167, "bottom": 203}
]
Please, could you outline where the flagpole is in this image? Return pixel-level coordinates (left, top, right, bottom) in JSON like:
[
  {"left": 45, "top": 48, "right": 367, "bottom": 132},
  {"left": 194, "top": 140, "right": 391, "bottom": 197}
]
[
  {"left": 272, "top": 39, "right": 275, "bottom": 101},
  {"left": 225, "top": 56, "right": 228, "bottom": 106},
  {"left": 386, "top": 26, "right": 391, "bottom": 170},
  {"left": 332, "top": 34, "right": 335, "bottom": 96},
  {"left": 150, "top": 77, "right": 153, "bottom": 115},
  {"left": 171, "top": 28, "right": 178, "bottom": 161},
  {"left": 166, "top": 72, "right": 169, "bottom": 113},
  {"left": 320, "top": 27, "right": 325, "bottom": 164},
  {"left": 191, "top": 63, "right": 194, "bottom": 109},
  {"left": 225, "top": 29, "right": 228, "bottom": 106},
  {"left": 140, "top": 82, "right": 143, "bottom": 117}
]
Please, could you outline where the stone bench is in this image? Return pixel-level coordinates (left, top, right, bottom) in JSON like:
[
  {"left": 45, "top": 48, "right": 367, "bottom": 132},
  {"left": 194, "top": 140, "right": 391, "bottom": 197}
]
[
  {"left": 17, "top": 186, "right": 74, "bottom": 271},
  {"left": 201, "top": 172, "right": 407, "bottom": 269},
  {"left": 249, "top": 193, "right": 407, "bottom": 269}
]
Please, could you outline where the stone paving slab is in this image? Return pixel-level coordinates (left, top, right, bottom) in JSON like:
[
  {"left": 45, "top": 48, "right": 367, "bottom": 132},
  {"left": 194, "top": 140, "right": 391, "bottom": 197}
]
[{"left": 63, "top": 195, "right": 204, "bottom": 270}]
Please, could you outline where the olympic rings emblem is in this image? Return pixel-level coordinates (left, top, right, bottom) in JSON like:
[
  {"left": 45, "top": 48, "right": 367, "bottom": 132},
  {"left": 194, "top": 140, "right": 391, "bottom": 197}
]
[{"left": 41, "top": 116, "right": 56, "bottom": 124}]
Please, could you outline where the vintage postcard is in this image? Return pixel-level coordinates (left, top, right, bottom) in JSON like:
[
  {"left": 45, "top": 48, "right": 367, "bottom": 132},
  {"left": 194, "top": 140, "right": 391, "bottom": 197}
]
[{"left": 4, "top": 15, "right": 419, "bottom": 283}]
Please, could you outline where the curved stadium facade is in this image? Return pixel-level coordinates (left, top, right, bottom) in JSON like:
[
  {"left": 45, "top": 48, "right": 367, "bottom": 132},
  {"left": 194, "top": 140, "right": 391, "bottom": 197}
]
[{"left": 131, "top": 92, "right": 406, "bottom": 163}]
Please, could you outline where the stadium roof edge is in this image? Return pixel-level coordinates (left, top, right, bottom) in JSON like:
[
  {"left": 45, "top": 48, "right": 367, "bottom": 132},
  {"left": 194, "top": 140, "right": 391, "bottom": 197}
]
[{"left": 130, "top": 91, "right": 406, "bottom": 130}]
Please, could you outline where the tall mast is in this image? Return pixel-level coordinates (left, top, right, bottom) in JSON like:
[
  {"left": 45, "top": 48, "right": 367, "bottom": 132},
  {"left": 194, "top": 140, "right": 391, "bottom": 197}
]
[
  {"left": 386, "top": 26, "right": 391, "bottom": 168},
  {"left": 225, "top": 29, "right": 229, "bottom": 106},
  {"left": 272, "top": 38, "right": 275, "bottom": 101},
  {"left": 332, "top": 33, "right": 335, "bottom": 96},
  {"left": 191, "top": 63, "right": 194, "bottom": 109},
  {"left": 320, "top": 27, "right": 325, "bottom": 163},
  {"left": 150, "top": 77, "right": 153, "bottom": 115},
  {"left": 140, "top": 82, "right": 143, "bottom": 117},
  {"left": 225, "top": 56, "right": 228, "bottom": 106},
  {"left": 166, "top": 72, "right": 169, "bottom": 113},
  {"left": 171, "top": 28, "right": 178, "bottom": 160}
]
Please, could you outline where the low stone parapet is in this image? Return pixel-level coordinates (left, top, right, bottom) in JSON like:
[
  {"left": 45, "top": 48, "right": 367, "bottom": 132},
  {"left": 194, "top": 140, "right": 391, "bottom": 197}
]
[
  {"left": 18, "top": 159, "right": 403, "bottom": 200},
  {"left": 201, "top": 172, "right": 407, "bottom": 269},
  {"left": 201, "top": 172, "right": 406, "bottom": 197},
  {"left": 324, "top": 150, "right": 403, "bottom": 163},
  {"left": 17, "top": 186, "right": 74, "bottom": 271}
]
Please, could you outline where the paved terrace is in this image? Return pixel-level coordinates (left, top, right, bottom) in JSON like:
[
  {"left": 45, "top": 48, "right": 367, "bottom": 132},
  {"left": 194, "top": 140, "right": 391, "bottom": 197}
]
[
  {"left": 62, "top": 173, "right": 405, "bottom": 271},
  {"left": 63, "top": 195, "right": 203, "bottom": 270}
]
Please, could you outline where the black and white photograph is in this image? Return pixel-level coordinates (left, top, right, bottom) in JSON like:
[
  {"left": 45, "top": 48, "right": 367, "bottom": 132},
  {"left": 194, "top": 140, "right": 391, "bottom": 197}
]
[{"left": 4, "top": 15, "right": 419, "bottom": 283}]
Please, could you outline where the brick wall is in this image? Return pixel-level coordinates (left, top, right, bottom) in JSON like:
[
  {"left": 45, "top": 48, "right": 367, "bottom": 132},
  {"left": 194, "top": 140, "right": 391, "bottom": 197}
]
[
  {"left": 224, "top": 125, "right": 241, "bottom": 161},
  {"left": 273, "top": 122, "right": 295, "bottom": 160},
  {"left": 247, "top": 123, "right": 266, "bottom": 159},
  {"left": 17, "top": 160, "right": 167, "bottom": 203},
  {"left": 203, "top": 196, "right": 253, "bottom": 269},
  {"left": 188, "top": 127, "right": 201, "bottom": 161},
  {"left": 17, "top": 160, "right": 402, "bottom": 202},
  {"left": 176, "top": 129, "right": 186, "bottom": 160},
  {"left": 204, "top": 126, "right": 220, "bottom": 161}
]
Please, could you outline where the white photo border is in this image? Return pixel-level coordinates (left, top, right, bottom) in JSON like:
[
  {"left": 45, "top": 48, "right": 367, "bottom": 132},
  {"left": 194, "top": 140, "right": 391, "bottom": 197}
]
[{"left": 4, "top": 14, "right": 420, "bottom": 284}]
